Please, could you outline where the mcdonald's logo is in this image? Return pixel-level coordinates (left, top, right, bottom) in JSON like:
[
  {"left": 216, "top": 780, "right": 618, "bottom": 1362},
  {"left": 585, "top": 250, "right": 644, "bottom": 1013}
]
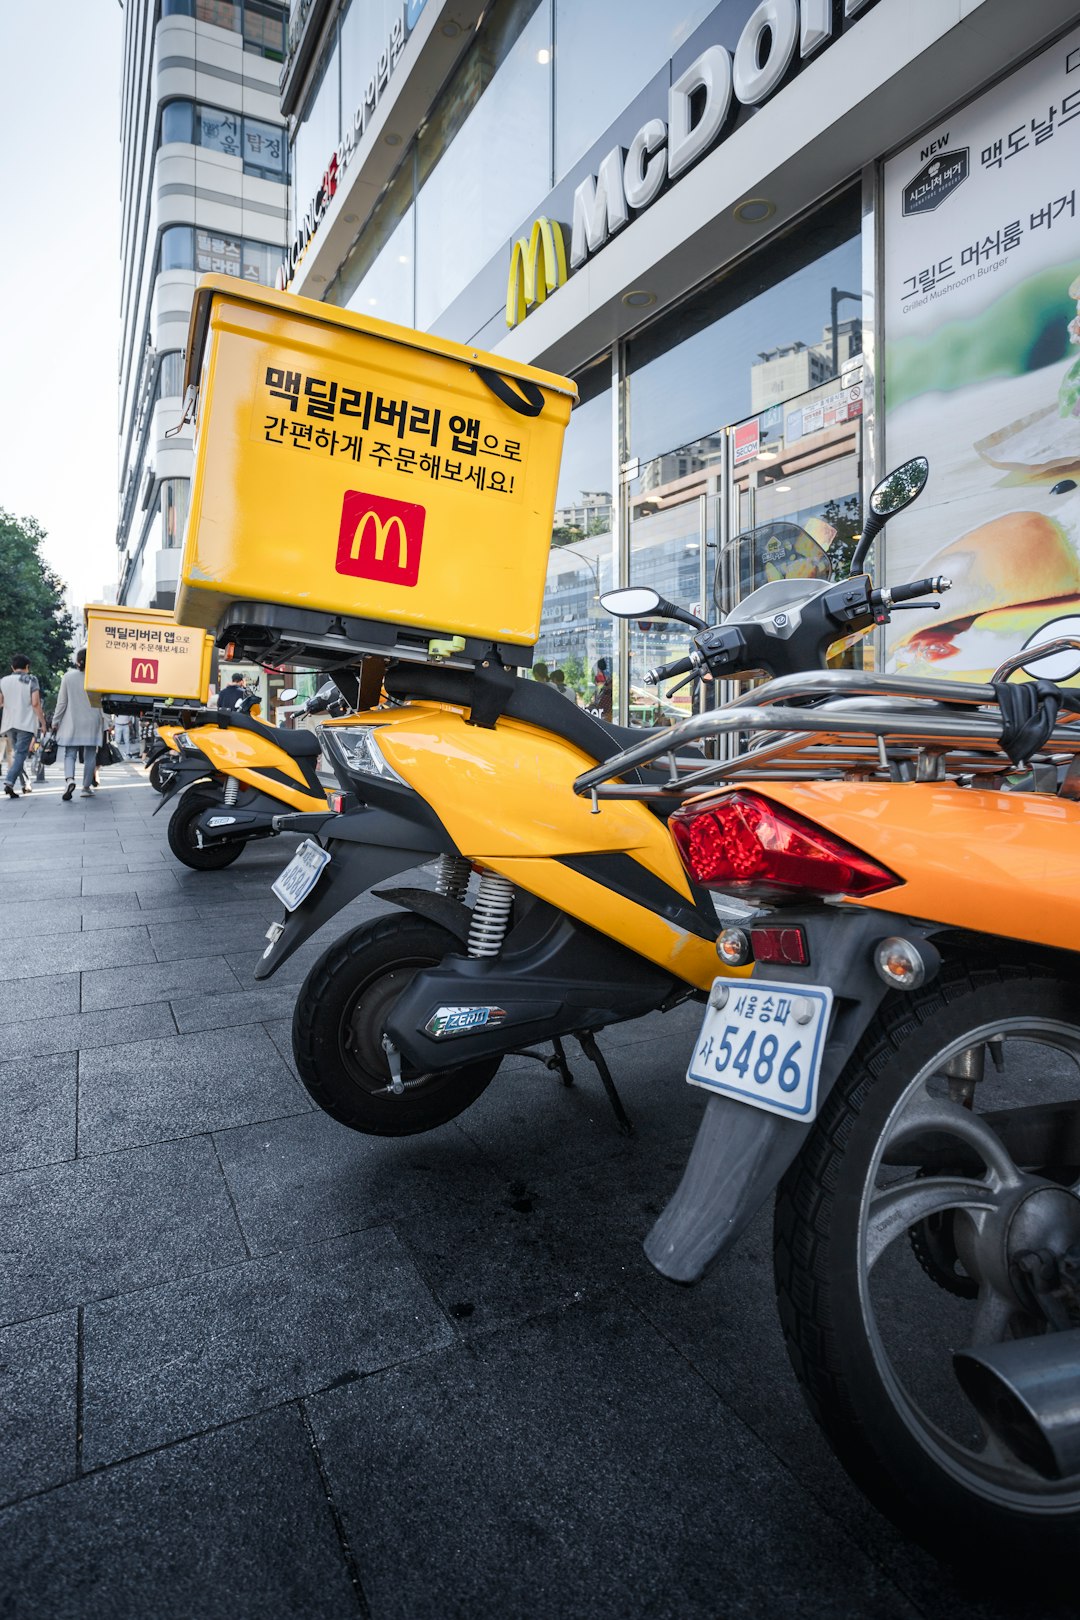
[
  {"left": 130, "top": 657, "right": 159, "bottom": 684},
  {"left": 505, "top": 216, "right": 567, "bottom": 328},
  {"left": 335, "top": 490, "right": 426, "bottom": 587}
]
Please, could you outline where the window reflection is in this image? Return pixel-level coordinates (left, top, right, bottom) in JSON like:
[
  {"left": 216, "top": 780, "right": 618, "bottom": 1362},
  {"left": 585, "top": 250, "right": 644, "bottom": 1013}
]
[
  {"left": 160, "top": 98, "right": 286, "bottom": 179},
  {"left": 415, "top": 0, "right": 551, "bottom": 330},
  {"left": 626, "top": 195, "right": 861, "bottom": 465},
  {"left": 535, "top": 361, "right": 612, "bottom": 706},
  {"left": 156, "top": 226, "right": 281, "bottom": 285},
  {"left": 293, "top": 34, "right": 341, "bottom": 215},
  {"left": 553, "top": 0, "right": 715, "bottom": 181}
]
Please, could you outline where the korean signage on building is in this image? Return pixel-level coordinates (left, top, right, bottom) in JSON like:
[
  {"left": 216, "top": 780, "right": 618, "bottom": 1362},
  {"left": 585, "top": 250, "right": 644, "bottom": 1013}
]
[{"left": 883, "top": 25, "right": 1080, "bottom": 683}]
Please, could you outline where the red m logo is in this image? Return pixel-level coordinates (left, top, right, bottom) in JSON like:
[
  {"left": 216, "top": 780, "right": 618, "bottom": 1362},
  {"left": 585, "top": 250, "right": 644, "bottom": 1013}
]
[
  {"left": 130, "top": 657, "right": 159, "bottom": 684},
  {"left": 335, "top": 491, "right": 426, "bottom": 587}
]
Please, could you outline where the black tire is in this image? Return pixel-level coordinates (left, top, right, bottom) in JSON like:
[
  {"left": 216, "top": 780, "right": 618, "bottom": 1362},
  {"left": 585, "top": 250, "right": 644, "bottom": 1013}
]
[
  {"left": 293, "top": 912, "right": 501, "bottom": 1136},
  {"left": 167, "top": 786, "right": 246, "bottom": 870},
  {"left": 148, "top": 757, "right": 174, "bottom": 794},
  {"left": 774, "top": 960, "right": 1080, "bottom": 1567}
]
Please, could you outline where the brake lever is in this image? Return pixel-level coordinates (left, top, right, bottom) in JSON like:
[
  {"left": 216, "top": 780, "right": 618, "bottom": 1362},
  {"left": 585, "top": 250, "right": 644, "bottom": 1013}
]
[
  {"left": 889, "top": 602, "right": 941, "bottom": 610},
  {"left": 665, "top": 671, "right": 698, "bottom": 698}
]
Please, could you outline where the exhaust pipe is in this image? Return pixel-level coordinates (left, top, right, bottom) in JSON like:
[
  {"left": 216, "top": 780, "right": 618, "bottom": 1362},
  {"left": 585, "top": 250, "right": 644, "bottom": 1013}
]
[{"left": 954, "top": 1330, "right": 1080, "bottom": 1480}]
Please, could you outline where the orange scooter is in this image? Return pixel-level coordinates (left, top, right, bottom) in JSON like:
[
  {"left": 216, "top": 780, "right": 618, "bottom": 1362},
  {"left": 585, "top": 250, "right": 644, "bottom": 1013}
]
[{"left": 574, "top": 645, "right": 1080, "bottom": 1567}]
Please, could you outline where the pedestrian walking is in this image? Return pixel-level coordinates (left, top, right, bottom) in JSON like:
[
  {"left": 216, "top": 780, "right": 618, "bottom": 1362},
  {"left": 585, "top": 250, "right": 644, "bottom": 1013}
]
[
  {"left": 586, "top": 657, "right": 613, "bottom": 720},
  {"left": 53, "top": 650, "right": 104, "bottom": 801},
  {"left": 113, "top": 713, "right": 135, "bottom": 759},
  {"left": 549, "top": 667, "right": 576, "bottom": 703},
  {"left": 0, "top": 653, "right": 47, "bottom": 800}
]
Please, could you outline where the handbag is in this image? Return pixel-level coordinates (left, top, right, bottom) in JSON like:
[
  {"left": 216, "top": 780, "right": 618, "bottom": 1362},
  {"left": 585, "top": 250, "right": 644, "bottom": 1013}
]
[
  {"left": 97, "top": 741, "right": 124, "bottom": 767},
  {"left": 40, "top": 733, "right": 58, "bottom": 766}
]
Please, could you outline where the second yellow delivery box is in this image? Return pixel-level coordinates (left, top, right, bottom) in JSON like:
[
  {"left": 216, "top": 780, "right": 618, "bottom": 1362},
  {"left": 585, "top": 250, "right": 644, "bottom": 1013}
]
[
  {"left": 176, "top": 276, "right": 577, "bottom": 654},
  {"left": 83, "top": 604, "right": 212, "bottom": 702}
]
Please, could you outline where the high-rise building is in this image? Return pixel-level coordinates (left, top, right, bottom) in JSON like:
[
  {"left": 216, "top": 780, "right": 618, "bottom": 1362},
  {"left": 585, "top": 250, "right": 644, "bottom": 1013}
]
[{"left": 116, "top": 0, "right": 289, "bottom": 609}]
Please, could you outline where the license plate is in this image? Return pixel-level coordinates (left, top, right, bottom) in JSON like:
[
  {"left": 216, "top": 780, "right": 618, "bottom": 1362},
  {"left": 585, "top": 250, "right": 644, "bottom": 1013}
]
[
  {"left": 687, "top": 977, "right": 833, "bottom": 1121},
  {"left": 271, "top": 839, "right": 331, "bottom": 912}
]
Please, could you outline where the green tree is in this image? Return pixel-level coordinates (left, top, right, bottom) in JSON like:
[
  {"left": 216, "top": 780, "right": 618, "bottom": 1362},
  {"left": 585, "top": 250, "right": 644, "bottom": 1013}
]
[{"left": 0, "top": 510, "right": 76, "bottom": 710}]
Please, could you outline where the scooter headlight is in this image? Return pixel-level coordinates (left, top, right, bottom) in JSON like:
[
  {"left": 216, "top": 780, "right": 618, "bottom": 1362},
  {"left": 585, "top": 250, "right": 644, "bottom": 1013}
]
[
  {"left": 319, "top": 725, "right": 409, "bottom": 787},
  {"left": 173, "top": 731, "right": 193, "bottom": 752}
]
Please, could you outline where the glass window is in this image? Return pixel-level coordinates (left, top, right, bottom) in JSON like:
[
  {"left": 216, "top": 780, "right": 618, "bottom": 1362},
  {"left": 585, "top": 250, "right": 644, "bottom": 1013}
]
[
  {"left": 626, "top": 193, "right": 862, "bottom": 465},
  {"left": 194, "top": 0, "right": 240, "bottom": 29},
  {"left": 161, "top": 100, "right": 194, "bottom": 143},
  {"left": 293, "top": 33, "right": 341, "bottom": 217},
  {"left": 415, "top": 0, "right": 551, "bottom": 331},
  {"left": 159, "top": 225, "right": 194, "bottom": 271},
  {"left": 344, "top": 207, "right": 415, "bottom": 326},
  {"left": 239, "top": 240, "right": 279, "bottom": 285},
  {"left": 553, "top": 0, "right": 715, "bottom": 181},
  {"left": 242, "top": 115, "right": 287, "bottom": 179},
  {"left": 243, "top": 0, "right": 285, "bottom": 60},
  {"left": 535, "top": 358, "right": 613, "bottom": 705},
  {"left": 340, "top": 0, "right": 403, "bottom": 121},
  {"left": 327, "top": 154, "right": 414, "bottom": 315},
  {"left": 161, "top": 479, "right": 191, "bottom": 550},
  {"left": 158, "top": 351, "right": 185, "bottom": 399},
  {"left": 197, "top": 104, "right": 242, "bottom": 158}
]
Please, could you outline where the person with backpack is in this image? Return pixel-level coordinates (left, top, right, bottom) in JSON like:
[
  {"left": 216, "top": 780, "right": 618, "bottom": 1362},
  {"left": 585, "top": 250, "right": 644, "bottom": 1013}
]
[{"left": 0, "top": 653, "right": 47, "bottom": 800}]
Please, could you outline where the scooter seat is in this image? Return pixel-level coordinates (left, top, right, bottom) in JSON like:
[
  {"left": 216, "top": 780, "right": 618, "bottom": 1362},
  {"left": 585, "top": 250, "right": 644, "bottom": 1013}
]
[
  {"left": 384, "top": 662, "right": 663, "bottom": 768},
  {"left": 199, "top": 708, "right": 322, "bottom": 759}
]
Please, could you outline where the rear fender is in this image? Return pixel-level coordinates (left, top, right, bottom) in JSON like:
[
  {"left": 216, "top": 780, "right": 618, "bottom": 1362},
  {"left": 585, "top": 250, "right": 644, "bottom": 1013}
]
[
  {"left": 644, "top": 907, "right": 941, "bottom": 1284},
  {"left": 153, "top": 756, "right": 214, "bottom": 814},
  {"left": 254, "top": 805, "right": 449, "bottom": 980}
]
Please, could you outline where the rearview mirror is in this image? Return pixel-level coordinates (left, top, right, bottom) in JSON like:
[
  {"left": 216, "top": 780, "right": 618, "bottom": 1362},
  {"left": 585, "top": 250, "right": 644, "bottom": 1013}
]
[
  {"left": 278, "top": 688, "right": 299, "bottom": 703},
  {"left": 600, "top": 587, "right": 663, "bottom": 618},
  {"left": 869, "top": 457, "right": 929, "bottom": 517}
]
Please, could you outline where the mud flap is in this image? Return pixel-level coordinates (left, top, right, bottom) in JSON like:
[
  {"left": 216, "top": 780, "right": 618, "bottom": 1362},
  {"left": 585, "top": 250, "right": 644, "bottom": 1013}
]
[
  {"left": 644, "top": 907, "right": 940, "bottom": 1284},
  {"left": 152, "top": 758, "right": 212, "bottom": 815}
]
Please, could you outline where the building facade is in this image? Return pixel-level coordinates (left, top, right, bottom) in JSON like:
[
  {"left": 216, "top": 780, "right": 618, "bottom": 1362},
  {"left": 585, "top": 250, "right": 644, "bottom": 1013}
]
[
  {"left": 280, "top": 0, "right": 1080, "bottom": 716},
  {"left": 116, "top": 0, "right": 289, "bottom": 610}
]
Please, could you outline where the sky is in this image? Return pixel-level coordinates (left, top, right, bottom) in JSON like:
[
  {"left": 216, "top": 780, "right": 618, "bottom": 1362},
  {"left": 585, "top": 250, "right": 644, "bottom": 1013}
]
[{"left": 0, "top": 0, "right": 124, "bottom": 607}]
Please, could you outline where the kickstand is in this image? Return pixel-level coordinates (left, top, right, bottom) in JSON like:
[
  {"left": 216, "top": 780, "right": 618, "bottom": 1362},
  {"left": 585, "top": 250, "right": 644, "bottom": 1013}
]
[
  {"left": 508, "top": 1040, "right": 577, "bottom": 1087},
  {"left": 576, "top": 1031, "right": 634, "bottom": 1137}
]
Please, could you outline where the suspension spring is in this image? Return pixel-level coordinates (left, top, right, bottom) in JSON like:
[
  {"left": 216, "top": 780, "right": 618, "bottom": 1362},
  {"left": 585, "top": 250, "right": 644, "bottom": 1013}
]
[
  {"left": 467, "top": 869, "right": 514, "bottom": 957},
  {"left": 223, "top": 776, "right": 240, "bottom": 806},
  {"left": 433, "top": 853, "right": 471, "bottom": 901}
]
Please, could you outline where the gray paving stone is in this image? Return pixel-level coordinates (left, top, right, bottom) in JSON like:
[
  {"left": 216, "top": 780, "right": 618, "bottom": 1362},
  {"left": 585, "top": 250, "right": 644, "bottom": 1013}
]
[
  {"left": 0, "top": 1311, "right": 76, "bottom": 1502},
  {"left": 215, "top": 1110, "right": 496, "bottom": 1255},
  {"left": 0, "top": 972, "right": 79, "bottom": 1026},
  {"left": 148, "top": 915, "right": 273, "bottom": 963},
  {"left": 0, "top": 1051, "right": 76, "bottom": 1173},
  {"left": 80, "top": 870, "right": 182, "bottom": 899},
  {"left": 83, "top": 1226, "right": 452, "bottom": 1465},
  {"left": 262, "top": 1017, "right": 301, "bottom": 1079},
  {"left": 84, "top": 902, "right": 200, "bottom": 932},
  {"left": 0, "top": 1136, "right": 246, "bottom": 1321},
  {"left": 0, "top": 1004, "right": 175, "bottom": 1062},
  {"left": 0, "top": 927, "right": 151, "bottom": 981},
  {"left": 81, "top": 955, "right": 243, "bottom": 1013},
  {"left": 0, "top": 1407, "right": 357, "bottom": 1619},
  {"left": 169, "top": 985, "right": 294, "bottom": 1034},
  {"left": 0, "top": 894, "right": 145, "bottom": 938},
  {"left": 0, "top": 873, "right": 85, "bottom": 902},
  {"left": 77, "top": 1024, "right": 309, "bottom": 1155},
  {"left": 308, "top": 1299, "right": 917, "bottom": 1620}
]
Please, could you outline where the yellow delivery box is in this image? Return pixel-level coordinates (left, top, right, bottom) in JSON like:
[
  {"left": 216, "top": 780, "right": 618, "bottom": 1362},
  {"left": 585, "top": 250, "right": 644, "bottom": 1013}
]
[
  {"left": 175, "top": 276, "right": 576, "bottom": 658},
  {"left": 83, "top": 605, "right": 213, "bottom": 702}
]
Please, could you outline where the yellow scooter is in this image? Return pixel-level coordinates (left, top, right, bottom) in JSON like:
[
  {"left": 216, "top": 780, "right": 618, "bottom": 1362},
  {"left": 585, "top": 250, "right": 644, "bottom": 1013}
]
[{"left": 156, "top": 689, "right": 331, "bottom": 870}]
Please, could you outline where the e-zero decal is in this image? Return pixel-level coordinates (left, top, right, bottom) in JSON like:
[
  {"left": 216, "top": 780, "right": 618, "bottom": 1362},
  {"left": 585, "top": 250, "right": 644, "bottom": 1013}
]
[
  {"left": 335, "top": 491, "right": 426, "bottom": 587},
  {"left": 130, "top": 657, "right": 160, "bottom": 684}
]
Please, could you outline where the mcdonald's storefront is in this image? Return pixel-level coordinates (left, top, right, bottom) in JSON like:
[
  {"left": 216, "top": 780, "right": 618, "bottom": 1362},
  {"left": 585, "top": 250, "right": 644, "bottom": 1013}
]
[{"left": 287, "top": 0, "right": 1080, "bottom": 717}]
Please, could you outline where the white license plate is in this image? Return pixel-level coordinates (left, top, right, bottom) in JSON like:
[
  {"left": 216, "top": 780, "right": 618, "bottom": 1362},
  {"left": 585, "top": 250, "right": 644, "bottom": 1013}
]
[
  {"left": 271, "top": 839, "right": 331, "bottom": 913},
  {"left": 687, "top": 977, "right": 833, "bottom": 1121}
]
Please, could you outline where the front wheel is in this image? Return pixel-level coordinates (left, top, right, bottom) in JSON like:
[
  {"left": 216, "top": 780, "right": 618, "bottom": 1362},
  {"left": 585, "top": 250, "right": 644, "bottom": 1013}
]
[
  {"left": 774, "top": 961, "right": 1080, "bottom": 1566},
  {"left": 293, "top": 912, "right": 500, "bottom": 1136},
  {"left": 149, "top": 757, "right": 174, "bottom": 794},
  {"left": 167, "top": 786, "right": 245, "bottom": 870}
]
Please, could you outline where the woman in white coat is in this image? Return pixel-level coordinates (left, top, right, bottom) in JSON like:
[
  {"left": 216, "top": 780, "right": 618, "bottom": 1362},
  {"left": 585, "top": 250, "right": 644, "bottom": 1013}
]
[{"left": 53, "top": 649, "right": 104, "bottom": 801}]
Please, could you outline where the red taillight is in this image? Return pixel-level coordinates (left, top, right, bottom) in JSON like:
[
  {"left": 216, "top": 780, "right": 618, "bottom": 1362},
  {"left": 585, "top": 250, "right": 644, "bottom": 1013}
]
[
  {"left": 670, "top": 790, "right": 898, "bottom": 901},
  {"left": 750, "top": 925, "right": 808, "bottom": 965},
  {"left": 329, "top": 791, "right": 346, "bottom": 813}
]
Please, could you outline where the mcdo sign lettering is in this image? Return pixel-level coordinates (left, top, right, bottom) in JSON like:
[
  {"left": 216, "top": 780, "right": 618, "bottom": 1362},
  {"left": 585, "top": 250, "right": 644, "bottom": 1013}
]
[{"left": 570, "top": 0, "right": 875, "bottom": 272}]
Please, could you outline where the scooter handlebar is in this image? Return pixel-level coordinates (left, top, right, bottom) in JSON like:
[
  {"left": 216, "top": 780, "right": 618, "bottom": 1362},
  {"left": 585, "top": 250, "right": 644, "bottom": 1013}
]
[
  {"left": 644, "top": 653, "right": 696, "bottom": 687},
  {"left": 874, "top": 575, "right": 952, "bottom": 609}
]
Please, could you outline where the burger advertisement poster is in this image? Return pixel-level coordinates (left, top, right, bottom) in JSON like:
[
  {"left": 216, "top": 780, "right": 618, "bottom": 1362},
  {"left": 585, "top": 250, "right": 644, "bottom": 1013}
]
[{"left": 883, "top": 24, "right": 1080, "bottom": 683}]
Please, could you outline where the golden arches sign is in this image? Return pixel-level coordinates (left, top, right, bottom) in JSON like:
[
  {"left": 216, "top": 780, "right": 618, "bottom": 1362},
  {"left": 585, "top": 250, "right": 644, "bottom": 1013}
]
[
  {"left": 351, "top": 510, "right": 410, "bottom": 567},
  {"left": 505, "top": 217, "right": 567, "bottom": 329}
]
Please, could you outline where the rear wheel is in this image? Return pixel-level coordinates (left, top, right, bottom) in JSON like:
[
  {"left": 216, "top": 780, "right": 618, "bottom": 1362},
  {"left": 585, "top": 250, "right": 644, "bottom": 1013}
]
[
  {"left": 293, "top": 912, "right": 501, "bottom": 1136},
  {"left": 167, "top": 786, "right": 245, "bottom": 870},
  {"left": 148, "top": 757, "right": 174, "bottom": 794},
  {"left": 774, "top": 962, "right": 1080, "bottom": 1566}
]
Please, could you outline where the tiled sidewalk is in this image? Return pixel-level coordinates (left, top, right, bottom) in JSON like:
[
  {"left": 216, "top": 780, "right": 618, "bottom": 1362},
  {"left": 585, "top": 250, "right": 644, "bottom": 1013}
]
[{"left": 0, "top": 765, "right": 1056, "bottom": 1618}]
